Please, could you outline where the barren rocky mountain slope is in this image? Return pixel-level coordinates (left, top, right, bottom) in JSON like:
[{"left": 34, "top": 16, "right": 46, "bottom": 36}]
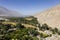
[{"left": 34, "top": 5, "right": 60, "bottom": 29}]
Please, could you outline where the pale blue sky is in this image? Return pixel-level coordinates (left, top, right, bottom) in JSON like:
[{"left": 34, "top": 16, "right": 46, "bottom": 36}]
[{"left": 0, "top": 0, "right": 60, "bottom": 15}]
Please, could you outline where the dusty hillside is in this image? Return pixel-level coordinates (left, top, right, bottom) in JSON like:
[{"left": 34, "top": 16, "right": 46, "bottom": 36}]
[{"left": 34, "top": 5, "right": 60, "bottom": 29}]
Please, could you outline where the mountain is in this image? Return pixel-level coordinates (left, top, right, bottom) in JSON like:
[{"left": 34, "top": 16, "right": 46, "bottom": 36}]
[
  {"left": 0, "top": 6, "right": 23, "bottom": 17},
  {"left": 34, "top": 5, "right": 60, "bottom": 29}
]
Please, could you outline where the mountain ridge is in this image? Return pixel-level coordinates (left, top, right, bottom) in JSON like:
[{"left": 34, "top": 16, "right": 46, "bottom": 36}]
[{"left": 0, "top": 6, "right": 23, "bottom": 17}]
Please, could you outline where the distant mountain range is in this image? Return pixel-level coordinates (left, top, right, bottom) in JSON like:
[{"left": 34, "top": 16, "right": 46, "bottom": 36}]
[
  {"left": 0, "top": 6, "right": 23, "bottom": 17},
  {"left": 34, "top": 5, "right": 60, "bottom": 29}
]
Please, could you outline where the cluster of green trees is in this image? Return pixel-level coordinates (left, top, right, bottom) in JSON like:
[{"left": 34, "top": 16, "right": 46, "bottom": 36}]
[
  {"left": 0, "top": 23, "right": 39, "bottom": 40},
  {"left": 7, "top": 16, "right": 38, "bottom": 26},
  {"left": 38, "top": 24, "right": 50, "bottom": 31}
]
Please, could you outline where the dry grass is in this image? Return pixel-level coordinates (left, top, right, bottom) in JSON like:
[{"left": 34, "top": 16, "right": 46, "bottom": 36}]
[
  {"left": 22, "top": 23, "right": 36, "bottom": 28},
  {"left": 2, "top": 22, "right": 17, "bottom": 26}
]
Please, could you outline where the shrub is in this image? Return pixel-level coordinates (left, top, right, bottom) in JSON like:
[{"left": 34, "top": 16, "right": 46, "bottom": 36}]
[{"left": 40, "top": 33, "right": 49, "bottom": 38}]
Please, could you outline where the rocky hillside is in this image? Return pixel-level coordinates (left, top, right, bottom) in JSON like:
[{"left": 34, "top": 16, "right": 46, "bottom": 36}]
[{"left": 34, "top": 5, "right": 60, "bottom": 29}]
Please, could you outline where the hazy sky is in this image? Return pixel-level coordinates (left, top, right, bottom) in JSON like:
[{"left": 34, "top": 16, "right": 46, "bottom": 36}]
[{"left": 0, "top": 0, "right": 60, "bottom": 15}]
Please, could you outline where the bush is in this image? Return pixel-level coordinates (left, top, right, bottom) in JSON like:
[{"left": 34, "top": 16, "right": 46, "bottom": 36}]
[
  {"left": 51, "top": 28, "right": 58, "bottom": 34},
  {"left": 40, "top": 33, "right": 49, "bottom": 38},
  {"left": 28, "top": 28, "right": 39, "bottom": 36},
  {"left": 58, "top": 31, "right": 60, "bottom": 35}
]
